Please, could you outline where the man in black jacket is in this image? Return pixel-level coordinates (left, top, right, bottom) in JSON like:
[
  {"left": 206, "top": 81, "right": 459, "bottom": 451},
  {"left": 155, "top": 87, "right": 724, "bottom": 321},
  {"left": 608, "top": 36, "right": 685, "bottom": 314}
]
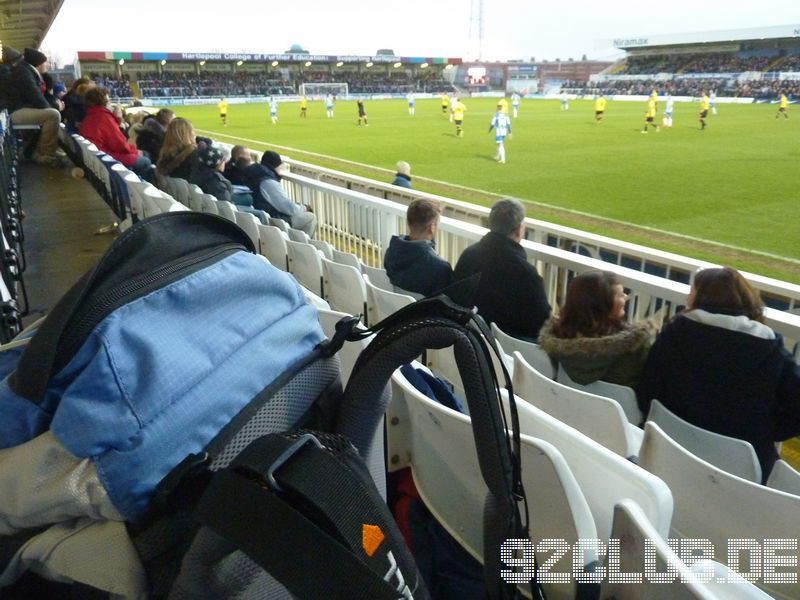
[
  {"left": 7, "top": 48, "right": 64, "bottom": 166},
  {"left": 454, "top": 198, "right": 551, "bottom": 340}
]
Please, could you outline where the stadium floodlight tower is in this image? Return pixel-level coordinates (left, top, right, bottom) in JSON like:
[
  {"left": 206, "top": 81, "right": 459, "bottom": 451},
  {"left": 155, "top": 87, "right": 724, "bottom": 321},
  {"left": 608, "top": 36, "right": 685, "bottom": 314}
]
[
  {"left": 300, "top": 82, "right": 350, "bottom": 99},
  {"left": 468, "top": 0, "right": 484, "bottom": 60}
]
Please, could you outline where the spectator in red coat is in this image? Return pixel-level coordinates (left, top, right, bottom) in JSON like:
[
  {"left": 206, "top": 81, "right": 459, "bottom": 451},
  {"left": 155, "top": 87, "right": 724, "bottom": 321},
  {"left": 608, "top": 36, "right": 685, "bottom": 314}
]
[{"left": 79, "top": 86, "right": 153, "bottom": 180}]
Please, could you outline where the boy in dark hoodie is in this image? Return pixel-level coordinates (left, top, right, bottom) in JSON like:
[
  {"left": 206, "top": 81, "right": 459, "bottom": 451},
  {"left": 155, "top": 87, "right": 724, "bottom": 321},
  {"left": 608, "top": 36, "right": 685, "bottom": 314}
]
[{"left": 383, "top": 198, "right": 453, "bottom": 296}]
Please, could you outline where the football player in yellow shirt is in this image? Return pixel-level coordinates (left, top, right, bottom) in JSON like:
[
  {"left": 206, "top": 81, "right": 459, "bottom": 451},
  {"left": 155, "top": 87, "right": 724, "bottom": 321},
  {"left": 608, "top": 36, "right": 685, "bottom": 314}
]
[
  {"left": 453, "top": 99, "right": 467, "bottom": 137},
  {"left": 776, "top": 93, "right": 789, "bottom": 119},
  {"left": 217, "top": 98, "right": 228, "bottom": 126},
  {"left": 441, "top": 93, "right": 450, "bottom": 114},
  {"left": 594, "top": 94, "right": 607, "bottom": 122},
  {"left": 699, "top": 92, "right": 710, "bottom": 130},
  {"left": 299, "top": 96, "right": 308, "bottom": 118},
  {"left": 641, "top": 98, "right": 659, "bottom": 133}
]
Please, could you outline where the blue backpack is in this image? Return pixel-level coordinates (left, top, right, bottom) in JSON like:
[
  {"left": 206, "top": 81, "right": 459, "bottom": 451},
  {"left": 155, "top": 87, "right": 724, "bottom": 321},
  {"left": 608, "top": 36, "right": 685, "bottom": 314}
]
[{"left": 0, "top": 212, "right": 425, "bottom": 599}]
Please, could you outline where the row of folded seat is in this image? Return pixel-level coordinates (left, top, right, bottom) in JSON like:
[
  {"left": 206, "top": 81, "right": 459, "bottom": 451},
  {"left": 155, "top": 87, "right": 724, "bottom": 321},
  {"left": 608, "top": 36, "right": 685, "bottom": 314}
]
[
  {"left": 65, "top": 130, "right": 793, "bottom": 598},
  {"left": 0, "top": 111, "right": 31, "bottom": 342}
]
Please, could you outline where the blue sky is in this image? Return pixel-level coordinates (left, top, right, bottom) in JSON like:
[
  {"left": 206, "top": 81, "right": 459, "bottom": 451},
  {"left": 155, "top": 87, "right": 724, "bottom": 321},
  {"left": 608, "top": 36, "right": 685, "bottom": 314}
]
[{"left": 43, "top": 0, "right": 800, "bottom": 65}]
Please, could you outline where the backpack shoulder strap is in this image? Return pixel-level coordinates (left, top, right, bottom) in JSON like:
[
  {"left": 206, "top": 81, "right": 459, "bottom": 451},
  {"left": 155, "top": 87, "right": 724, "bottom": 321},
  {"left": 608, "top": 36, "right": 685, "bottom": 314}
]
[{"left": 190, "top": 431, "right": 428, "bottom": 600}]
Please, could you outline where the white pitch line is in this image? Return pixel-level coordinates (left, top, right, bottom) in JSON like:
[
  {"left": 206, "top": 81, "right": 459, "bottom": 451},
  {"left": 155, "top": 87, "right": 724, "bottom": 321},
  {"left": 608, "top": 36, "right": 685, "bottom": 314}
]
[{"left": 196, "top": 127, "right": 800, "bottom": 266}]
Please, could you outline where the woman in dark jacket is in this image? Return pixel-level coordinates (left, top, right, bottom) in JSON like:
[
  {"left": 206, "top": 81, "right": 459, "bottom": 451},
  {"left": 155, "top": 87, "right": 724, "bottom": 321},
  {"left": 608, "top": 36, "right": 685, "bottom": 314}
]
[
  {"left": 156, "top": 117, "right": 203, "bottom": 180},
  {"left": 538, "top": 271, "right": 655, "bottom": 388},
  {"left": 637, "top": 267, "right": 800, "bottom": 480}
]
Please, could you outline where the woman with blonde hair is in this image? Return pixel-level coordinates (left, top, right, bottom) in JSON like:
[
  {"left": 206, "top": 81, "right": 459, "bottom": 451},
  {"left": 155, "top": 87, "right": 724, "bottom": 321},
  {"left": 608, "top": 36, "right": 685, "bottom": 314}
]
[
  {"left": 538, "top": 271, "right": 654, "bottom": 388},
  {"left": 637, "top": 267, "right": 800, "bottom": 480},
  {"left": 156, "top": 117, "right": 204, "bottom": 180}
]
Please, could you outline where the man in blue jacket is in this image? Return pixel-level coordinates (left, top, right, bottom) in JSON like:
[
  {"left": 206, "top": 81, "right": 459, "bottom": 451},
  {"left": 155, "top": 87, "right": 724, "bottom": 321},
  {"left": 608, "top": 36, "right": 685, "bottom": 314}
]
[{"left": 384, "top": 198, "right": 453, "bottom": 296}]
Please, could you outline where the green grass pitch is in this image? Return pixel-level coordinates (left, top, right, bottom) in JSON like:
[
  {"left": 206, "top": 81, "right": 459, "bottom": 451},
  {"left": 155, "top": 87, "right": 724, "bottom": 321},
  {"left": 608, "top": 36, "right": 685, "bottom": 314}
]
[{"left": 174, "top": 98, "right": 800, "bottom": 282}]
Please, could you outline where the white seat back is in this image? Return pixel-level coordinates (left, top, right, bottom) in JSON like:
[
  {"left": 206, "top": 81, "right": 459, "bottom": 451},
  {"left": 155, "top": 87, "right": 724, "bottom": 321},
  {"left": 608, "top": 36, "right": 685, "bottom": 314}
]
[
  {"left": 363, "top": 274, "right": 415, "bottom": 325},
  {"left": 766, "top": 459, "right": 800, "bottom": 497},
  {"left": 361, "top": 263, "right": 393, "bottom": 292},
  {"left": 187, "top": 185, "right": 205, "bottom": 212},
  {"left": 391, "top": 368, "right": 599, "bottom": 600},
  {"left": 309, "top": 238, "right": 334, "bottom": 260},
  {"left": 258, "top": 225, "right": 289, "bottom": 271},
  {"left": 233, "top": 211, "right": 261, "bottom": 252},
  {"left": 216, "top": 200, "right": 238, "bottom": 223},
  {"left": 321, "top": 257, "right": 367, "bottom": 322},
  {"left": 646, "top": 399, "right": 761, "bottom": 483},
  {"left": 513, "top": 353, "right": 642, "bottom": 459},
  {"left": 557, "top": 367, "right": 641, "bottom": 425},
  {"left": 507, "top": 394, "right": 672, "bottom": 541},
  {"left": 286, "top": 240, "right": 324, "bottom": 296},
  {"left": 268, "top": 217, "right": 289, "bottom": 232},
  {"left": 602, "top": 499, "right": 716, "bottom": 599},
  {"left": 287, "top": 228, "right": 310, "bottom": 244},
  {"left": 332, "top": 248, "right": 362, "bottom": 270},
  {"left": 491, "top": 322, "right": 555, "bottom": 379},
  {"left": 200, "top": 194, "right": 219, "bottom": 215},
  {"left": 638, "top": 422, "right": 800, "bottom": 600}
]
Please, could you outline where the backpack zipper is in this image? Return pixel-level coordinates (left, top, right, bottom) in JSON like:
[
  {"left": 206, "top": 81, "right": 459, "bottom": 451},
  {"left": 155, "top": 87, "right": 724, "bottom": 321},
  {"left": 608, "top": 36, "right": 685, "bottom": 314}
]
[{"left": 58, "top": 243, "right": 245, "bottom": 368}]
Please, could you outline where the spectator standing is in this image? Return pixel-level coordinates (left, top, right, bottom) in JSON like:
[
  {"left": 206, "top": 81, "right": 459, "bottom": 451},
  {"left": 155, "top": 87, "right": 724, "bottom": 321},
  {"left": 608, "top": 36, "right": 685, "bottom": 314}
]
[
  {"left": 7, "top": 48, "right": 64, "bottom": 166},
  {"left": 538, "top": 271, "right": 655, "bottom": 387},
  {"left": 454, "top": 198, "right": 551, "bottom": 340},
  {"left": 637, "top": 267, "right": 800, "bottom": 481},
  {"left": 384, "top": 198, "right": 453, "bottom": 296}
]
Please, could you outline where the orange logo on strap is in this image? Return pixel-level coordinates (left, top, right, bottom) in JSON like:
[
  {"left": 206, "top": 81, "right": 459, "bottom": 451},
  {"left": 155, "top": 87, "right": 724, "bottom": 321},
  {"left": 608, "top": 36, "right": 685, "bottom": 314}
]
[{"left": 362, "top": 524, "right": 385, "bottom": 557}]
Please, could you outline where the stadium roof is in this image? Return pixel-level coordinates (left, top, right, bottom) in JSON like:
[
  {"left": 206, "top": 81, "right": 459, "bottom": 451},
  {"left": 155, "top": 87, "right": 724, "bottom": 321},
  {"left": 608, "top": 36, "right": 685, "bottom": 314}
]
[
  {"left": 612, "top": 24, "right": 800, "bottom": 50},
  {"left": 0, "top": 0, "right": 65, "bottom": 54}
]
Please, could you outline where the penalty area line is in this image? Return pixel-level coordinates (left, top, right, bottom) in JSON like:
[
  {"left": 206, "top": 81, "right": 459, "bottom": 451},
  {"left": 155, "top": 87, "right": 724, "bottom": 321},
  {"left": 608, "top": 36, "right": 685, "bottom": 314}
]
[{"left": 196, "top": 127, "right": 800, "bottom": 267}]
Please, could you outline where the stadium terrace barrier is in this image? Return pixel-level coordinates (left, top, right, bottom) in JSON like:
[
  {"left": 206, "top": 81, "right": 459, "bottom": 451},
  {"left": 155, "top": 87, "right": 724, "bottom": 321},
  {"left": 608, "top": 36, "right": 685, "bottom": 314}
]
[
  {"left": 277, "top": 156, "right": 800, "bottom": 314},
  {"left": 278, "top": 170, "right": 800, "bottom": 349}
]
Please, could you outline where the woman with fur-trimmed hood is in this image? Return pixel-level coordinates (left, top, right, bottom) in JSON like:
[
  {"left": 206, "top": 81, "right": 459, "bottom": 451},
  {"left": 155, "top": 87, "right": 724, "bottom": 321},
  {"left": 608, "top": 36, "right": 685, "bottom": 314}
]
[{"left": 538, "top": 271, "right": 655, "bottom": 388}]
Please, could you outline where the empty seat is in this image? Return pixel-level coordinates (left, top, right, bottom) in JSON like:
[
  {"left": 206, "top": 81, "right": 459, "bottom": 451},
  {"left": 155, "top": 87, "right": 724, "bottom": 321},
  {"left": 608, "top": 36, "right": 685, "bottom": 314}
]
[
  {"left": 389, "top": 366, "right": 599, "bottom": 600},
  {"left": 363, "top": 274, "right": 415, "bottom": 325},
  {"left": 646, "top": 399, "right": 761, "bottom": 483},
  {"left": 332, "top": 248, "right": 362, "bottom": 270},
  {"left": 233, "top": 210, "right": 261, "bottom": 252},
  {"left": 216, "top": 200, "right": 238, "bottom": 223},
  {"left": 602, "top": 499, "right": 770, "bottom": 599},
  {"left": 638, "top": 421, "right": 800, "bottom": 600},
  {"left": 513, "top": 352, "right": 643, "bottom": 460},
  {"left": 557, "top": 367, "right": 641, "bottom": 425},
  {"left": 200, "top": 194, "right": 220, "bottom": 215},
  {"left": 286, "top": 240, "right": 324, "bottom": 297},
  {"left": 491, "top": 322, "right": 555, "bottom": 379},
  {"left": 361, "top": 263, "right": 393, "bottom": 292},
  {"left": 321, "top": 257, "right": 367, "bottom": 322},
  {"left": 506, "top": 394, "right": 672, "bottom": 541},
  {"left": 268, "top": 217, "right": 289, "bottom": 232},
  {"left": 287, "top": 228, "right": 310, "bottom": 243},
  {"left": 309, "top": 238, "right": 334, "bottom": 260},
  {"left": 258, "top": 225, "right": 289, "bottom": 271},
  {"left": 766, "top": 460, "right": 800, "bottom": 496},
  {"left": 187, "top": 184, "right": 206, "bottom": 212}
]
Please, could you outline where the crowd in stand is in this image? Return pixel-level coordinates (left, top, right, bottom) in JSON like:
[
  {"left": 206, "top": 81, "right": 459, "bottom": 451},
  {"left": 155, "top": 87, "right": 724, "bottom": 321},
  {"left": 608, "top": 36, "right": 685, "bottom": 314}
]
[
  {"left": 91, "top": 70, "right": 454, "bottom": 99},
  {"left": 620, "top": 52, "right": 791, "bottom": 75},
  {"left": 562, "top": 77, "right": 799, "bottom": 99}
]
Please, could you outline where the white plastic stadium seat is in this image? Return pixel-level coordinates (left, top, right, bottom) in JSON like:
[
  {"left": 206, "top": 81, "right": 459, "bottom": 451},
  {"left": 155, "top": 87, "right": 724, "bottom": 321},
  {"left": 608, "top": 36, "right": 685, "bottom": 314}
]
[
  {"left": 766, "top": 459, "right": 800, "bottom": 497},
  {"left": 491, "top": 322, "right": 555, "bottom": 379},
  {"left": 638, "top": 422, "right": 800, "bottom": 600},
  {"left": 286, "top": 240, "right": 324, "bottom": 297},
  {"left": 513, "top": 352, "right": 643, "bottom": 460},
  {"left": 287, "top": 228, "right": 310, "bottom": 244},
  {"left": 646, "top": 399, "right": 761, "bottom": 483},
  {"left": 216, "top": 200, "right": 238, "bottom": 223},
  {"left": 332, "top": 248, "right": 362, "bottom": 270},
  {"left": 556, "top": 367, "right": 641, "bottom": 425},
  {"left": 505, "top": 392, "right": 672, "bottom": 542},
  {"left": 363, "top": 274, "right": 415, "bottom": 326},
  {"left": 258, "top": 225, "right": 289, "bottom": 271},
  {"left": 317, "top": 309, "right": 371, "bottom": 386},
  {"left": 309, "top": 238, "right": 334, "bottom": 260},
  {"left": 389, "top": 365, "right": 599, "bottom": 600},
  {"left": 321, "top": 257, "right": 368, "bottom": 322},
  {"left": 233, "top": 211, "right": 261, "bottom": 252},
  {"left": 360, "top": 263, "right": 393, "bottom": 292},
  {"left": 200, "top": 195, "right": 220, "bottom": 215}
]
